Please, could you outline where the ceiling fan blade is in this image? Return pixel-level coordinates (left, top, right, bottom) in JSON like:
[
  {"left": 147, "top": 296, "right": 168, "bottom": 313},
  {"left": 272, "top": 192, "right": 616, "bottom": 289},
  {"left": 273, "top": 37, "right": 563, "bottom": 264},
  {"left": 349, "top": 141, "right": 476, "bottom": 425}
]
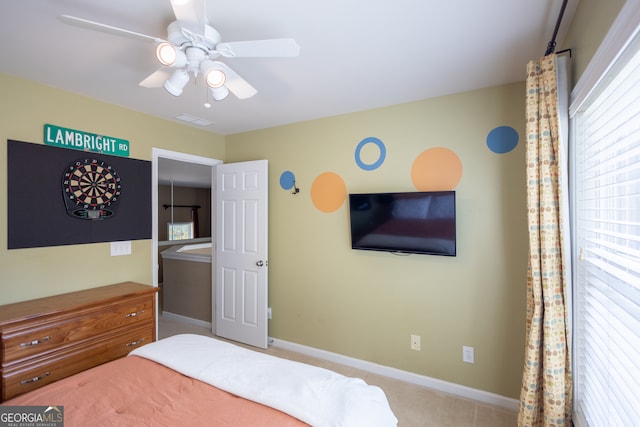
[
  {"left": 170, "top": 0, "right": 206, "bottom": 36},
  {"left": 216, "top": 39, "right": 300, "bottom": 58},
  {"left": 139, "top": 68, "right": 171, "bottom": 88},
  {"left": 59, "top": 15, "right": 165, "bottom": 43},
  {"left": 213, "top": 61, "right": 257, "bottom": 99}
]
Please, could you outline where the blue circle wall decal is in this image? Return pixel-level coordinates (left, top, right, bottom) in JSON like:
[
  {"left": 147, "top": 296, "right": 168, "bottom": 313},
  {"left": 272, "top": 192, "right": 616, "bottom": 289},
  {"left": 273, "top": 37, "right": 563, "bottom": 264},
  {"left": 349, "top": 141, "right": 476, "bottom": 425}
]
[
  {"left": 355, "top": 137, "right": 386, "bottom": 170},
  {"left": 487, "top": 126, "right": 519, "bottom": 154},
  {"left": 280, "top": 170, "right": 296, "bottom": 190}
]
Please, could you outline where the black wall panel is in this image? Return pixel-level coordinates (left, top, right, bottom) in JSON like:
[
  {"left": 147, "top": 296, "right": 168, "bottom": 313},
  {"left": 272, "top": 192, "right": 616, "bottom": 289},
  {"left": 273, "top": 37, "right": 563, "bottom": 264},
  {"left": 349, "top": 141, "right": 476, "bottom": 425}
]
[{"left": 7, "top": 140, "right": 151, "bottom": 249}]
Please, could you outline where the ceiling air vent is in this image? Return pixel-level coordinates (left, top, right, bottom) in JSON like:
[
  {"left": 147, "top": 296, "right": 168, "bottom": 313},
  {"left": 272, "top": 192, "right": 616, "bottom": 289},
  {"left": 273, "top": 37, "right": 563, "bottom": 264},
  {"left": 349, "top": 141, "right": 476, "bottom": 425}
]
[{"left": 175, "top": 114, "right": 214, "bottom": 126}]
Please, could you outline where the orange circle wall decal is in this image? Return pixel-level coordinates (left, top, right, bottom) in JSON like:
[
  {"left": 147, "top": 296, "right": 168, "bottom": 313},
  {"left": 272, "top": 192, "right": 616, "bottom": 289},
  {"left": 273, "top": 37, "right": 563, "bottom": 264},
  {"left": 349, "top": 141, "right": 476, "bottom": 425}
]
[
  {"left": 411, "top": 147, "right": 462, "bottom": 191},
  {"left": 311, "top": 172, "right": 347, "bottom": 213}
]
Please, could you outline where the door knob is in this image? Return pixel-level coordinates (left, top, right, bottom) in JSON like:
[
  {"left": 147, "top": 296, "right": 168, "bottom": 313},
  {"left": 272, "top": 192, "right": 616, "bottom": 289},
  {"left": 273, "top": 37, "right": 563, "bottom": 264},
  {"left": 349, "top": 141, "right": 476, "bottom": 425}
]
[{"left": 256, "top": 260, "right": 264, "bottom": 267}]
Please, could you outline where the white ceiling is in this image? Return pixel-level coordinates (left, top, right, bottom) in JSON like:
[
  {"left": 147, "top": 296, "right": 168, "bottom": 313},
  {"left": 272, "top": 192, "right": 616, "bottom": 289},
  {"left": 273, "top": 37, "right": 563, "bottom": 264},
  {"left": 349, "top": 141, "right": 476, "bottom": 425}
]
[{"left": 0, "top": 0, "right": 576, "bottom": 136}]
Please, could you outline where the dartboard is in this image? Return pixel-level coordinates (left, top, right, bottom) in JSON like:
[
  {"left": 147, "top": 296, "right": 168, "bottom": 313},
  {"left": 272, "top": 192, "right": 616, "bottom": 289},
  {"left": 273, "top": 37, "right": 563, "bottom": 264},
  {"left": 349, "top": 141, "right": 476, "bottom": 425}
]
[{"left": 62, "top": 158, "right": 122, "bottom": 220}]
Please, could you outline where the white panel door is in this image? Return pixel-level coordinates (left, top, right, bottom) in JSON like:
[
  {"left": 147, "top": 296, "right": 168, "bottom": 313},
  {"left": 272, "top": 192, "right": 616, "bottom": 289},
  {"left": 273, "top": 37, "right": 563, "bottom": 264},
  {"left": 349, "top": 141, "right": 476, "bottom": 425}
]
[{"left": 214, "top": 160, "right": 268, "bottom": 348}]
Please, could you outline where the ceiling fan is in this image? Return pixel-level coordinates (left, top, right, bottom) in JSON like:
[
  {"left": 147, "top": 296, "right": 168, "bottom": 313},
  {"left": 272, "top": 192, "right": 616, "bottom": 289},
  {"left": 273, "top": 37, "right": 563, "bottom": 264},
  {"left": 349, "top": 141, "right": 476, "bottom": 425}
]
[{"left": 60, "top": 0, "right": 300, "bottom": 102}]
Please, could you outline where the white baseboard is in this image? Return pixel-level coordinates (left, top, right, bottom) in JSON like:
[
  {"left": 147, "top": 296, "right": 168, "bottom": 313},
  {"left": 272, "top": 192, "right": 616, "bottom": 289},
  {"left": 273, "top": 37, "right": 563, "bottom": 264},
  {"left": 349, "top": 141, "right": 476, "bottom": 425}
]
[
  {"left": 162, "top": 311, "right": 212, "bottom": 330},
  {"left": 270, "top": 338, "right": 519, "bottom": 413}
]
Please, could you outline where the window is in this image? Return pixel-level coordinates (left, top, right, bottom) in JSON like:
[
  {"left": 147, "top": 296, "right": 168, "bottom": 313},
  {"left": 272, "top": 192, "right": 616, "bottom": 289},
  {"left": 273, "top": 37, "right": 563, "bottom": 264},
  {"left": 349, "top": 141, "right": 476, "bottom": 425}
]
[
  {"left": 571, "top": 31, "right": 640, "bottom": 427},
  {"left": 167, "top": 222, "right": 194, "bottom": 241}
]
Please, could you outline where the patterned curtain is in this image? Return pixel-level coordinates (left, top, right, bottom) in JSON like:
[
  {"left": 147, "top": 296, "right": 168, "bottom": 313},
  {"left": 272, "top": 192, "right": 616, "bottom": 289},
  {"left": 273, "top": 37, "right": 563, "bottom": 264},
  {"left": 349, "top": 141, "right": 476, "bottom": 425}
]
[{"left": 518, "top": 54, "right": 572, "bottom": 426}]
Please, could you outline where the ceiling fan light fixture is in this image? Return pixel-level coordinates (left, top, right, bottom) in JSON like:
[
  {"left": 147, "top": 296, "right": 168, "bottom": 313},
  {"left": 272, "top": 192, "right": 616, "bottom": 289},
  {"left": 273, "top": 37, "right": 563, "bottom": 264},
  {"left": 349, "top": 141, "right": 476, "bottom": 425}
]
[
  {"left": 156, "top": 42, "right": 185, "bottom": 67},
  {"left": 210, "top": 86, "right": 229, "bottom": 101},
  {"left": 163, "top": 69, "right": 190, "bottom": 96},
  {"left": 59, "top": 3, "right": 299, "bottom": 106},
  {"left": 205, "top": 68, "right": 226, "bottom": 88}
]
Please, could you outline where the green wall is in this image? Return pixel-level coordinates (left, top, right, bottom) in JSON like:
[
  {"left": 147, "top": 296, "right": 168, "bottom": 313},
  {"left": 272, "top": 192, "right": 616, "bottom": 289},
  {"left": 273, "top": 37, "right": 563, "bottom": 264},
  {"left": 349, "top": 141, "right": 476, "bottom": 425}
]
[
  {"left": 0, "top": 73, "right": 224, "bottom": 304},
  {"left": 226, "top": 83, "right": 528, "bottom": 398},
  {"left": 0, "top": 71, "right": 528, "bottom": 398}
]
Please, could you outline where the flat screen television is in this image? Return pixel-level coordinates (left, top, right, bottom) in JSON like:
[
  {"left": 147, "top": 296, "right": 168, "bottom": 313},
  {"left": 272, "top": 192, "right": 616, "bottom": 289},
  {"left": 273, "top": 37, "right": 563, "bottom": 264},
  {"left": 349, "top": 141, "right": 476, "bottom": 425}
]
[{"left": 348, "top": 191, "right": 456, "bottom": 256}]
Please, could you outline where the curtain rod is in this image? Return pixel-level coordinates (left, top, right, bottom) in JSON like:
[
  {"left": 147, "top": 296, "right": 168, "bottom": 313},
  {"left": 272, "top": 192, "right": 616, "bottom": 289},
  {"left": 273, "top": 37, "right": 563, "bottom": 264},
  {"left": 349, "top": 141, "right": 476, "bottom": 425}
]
[
  {"left": 162, "top": 204, "right": 201, "bottom": 210},
  {"left": 545, "top": 0, "right": 568, "bottom": 56}
]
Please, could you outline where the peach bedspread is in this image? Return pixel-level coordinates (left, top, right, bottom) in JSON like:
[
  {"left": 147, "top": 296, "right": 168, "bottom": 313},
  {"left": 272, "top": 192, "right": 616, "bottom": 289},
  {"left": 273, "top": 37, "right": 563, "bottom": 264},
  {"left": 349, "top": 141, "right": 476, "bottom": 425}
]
[{"left": 3, "top": 355, "right": 309, "bottom": 426}]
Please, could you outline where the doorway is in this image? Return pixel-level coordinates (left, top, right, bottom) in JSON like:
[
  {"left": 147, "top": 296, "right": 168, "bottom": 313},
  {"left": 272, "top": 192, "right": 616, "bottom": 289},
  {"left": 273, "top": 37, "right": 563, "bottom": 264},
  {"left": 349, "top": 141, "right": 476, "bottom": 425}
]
[
  {"left": 152, "top": 148, "right": 221, "bottom": 338},
  {"left": 152, "top": 150, "right": 270, "bottom": 348}
]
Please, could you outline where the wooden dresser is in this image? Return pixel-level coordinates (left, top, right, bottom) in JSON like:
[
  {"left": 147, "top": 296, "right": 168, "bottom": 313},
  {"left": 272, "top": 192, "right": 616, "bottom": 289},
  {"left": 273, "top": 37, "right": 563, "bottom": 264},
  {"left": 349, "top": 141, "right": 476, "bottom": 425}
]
[{"left": 0, "top": 282, "right": 158, "bottom": 402}]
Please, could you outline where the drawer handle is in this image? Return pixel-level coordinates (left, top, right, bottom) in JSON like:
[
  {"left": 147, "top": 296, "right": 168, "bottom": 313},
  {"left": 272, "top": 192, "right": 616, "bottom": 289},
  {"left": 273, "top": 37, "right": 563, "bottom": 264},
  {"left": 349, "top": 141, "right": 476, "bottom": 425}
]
[
  {"left": 125, "top": 338, "right": 145, "bottom": 347},
  {"left": 19, "top": 336, "right": 51, "bottom": 347},
  {"left": 125, "top": 310, "right": 145, "bottom": 318},
  {"left": 20, "top": 371, "right": 50, "bottom": 385}
]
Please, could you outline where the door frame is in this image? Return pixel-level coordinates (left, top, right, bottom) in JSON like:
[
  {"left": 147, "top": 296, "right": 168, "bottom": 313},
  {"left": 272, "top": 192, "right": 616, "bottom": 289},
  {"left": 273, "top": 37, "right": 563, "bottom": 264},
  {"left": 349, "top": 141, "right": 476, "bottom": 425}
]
[{"left": 152, "top": 148, "right": 222, "bottom": 338}]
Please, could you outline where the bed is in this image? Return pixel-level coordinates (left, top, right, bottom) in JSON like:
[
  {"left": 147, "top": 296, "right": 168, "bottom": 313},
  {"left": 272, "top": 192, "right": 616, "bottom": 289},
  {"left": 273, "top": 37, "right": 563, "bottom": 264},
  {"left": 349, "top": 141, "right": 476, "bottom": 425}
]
[{"left": 2, "top": 334, "right": 398, "bottom": 426}]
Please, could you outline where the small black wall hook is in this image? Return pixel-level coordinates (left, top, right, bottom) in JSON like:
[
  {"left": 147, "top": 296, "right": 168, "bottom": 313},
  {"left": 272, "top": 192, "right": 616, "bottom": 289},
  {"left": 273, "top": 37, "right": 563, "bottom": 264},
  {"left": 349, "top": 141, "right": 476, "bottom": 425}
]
[{"left": 292, "top": 180, "right": 300, "bottom": 195}]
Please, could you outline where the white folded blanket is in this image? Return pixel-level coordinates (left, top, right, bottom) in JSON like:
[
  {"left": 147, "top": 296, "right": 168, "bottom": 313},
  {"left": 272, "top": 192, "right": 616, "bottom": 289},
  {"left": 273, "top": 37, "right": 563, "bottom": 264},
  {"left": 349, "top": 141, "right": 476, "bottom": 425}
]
[{"left": 130, "top": 334, "right": 397, "bottom": 427}]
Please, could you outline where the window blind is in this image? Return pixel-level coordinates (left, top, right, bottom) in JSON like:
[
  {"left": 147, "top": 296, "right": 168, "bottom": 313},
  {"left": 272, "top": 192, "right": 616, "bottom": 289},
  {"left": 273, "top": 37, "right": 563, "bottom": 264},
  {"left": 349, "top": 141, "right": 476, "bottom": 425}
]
[{"left": 572, "top": 33, "right": 640, "bottom": 427}]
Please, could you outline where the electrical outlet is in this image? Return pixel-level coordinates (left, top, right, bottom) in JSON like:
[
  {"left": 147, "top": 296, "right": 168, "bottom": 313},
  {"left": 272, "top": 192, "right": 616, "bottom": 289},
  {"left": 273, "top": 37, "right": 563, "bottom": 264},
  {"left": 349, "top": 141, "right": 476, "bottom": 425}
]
[
  {"left": 411, "top": 334, "right": 421, "bottom": 351},
  {"left": 463, "top": 346, "right": 475, "bottom": 364}
]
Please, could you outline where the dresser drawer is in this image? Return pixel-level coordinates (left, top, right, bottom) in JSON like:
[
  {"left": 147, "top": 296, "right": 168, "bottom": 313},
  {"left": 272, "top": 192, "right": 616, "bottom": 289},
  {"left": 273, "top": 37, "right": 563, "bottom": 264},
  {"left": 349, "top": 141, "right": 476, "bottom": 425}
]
[
  {"left": 1, "top": 296, "right": 153, "bottom": 366},
  {"left": 1, "top": 324, "right": 153, "bottom": 401}
]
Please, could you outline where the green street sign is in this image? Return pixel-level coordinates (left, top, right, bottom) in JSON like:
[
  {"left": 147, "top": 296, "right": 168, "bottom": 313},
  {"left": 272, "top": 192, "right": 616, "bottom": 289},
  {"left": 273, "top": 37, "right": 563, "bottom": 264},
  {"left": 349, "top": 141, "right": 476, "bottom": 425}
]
[{"left": 44, "top": 124, "right": 130, "bottom": 157}]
